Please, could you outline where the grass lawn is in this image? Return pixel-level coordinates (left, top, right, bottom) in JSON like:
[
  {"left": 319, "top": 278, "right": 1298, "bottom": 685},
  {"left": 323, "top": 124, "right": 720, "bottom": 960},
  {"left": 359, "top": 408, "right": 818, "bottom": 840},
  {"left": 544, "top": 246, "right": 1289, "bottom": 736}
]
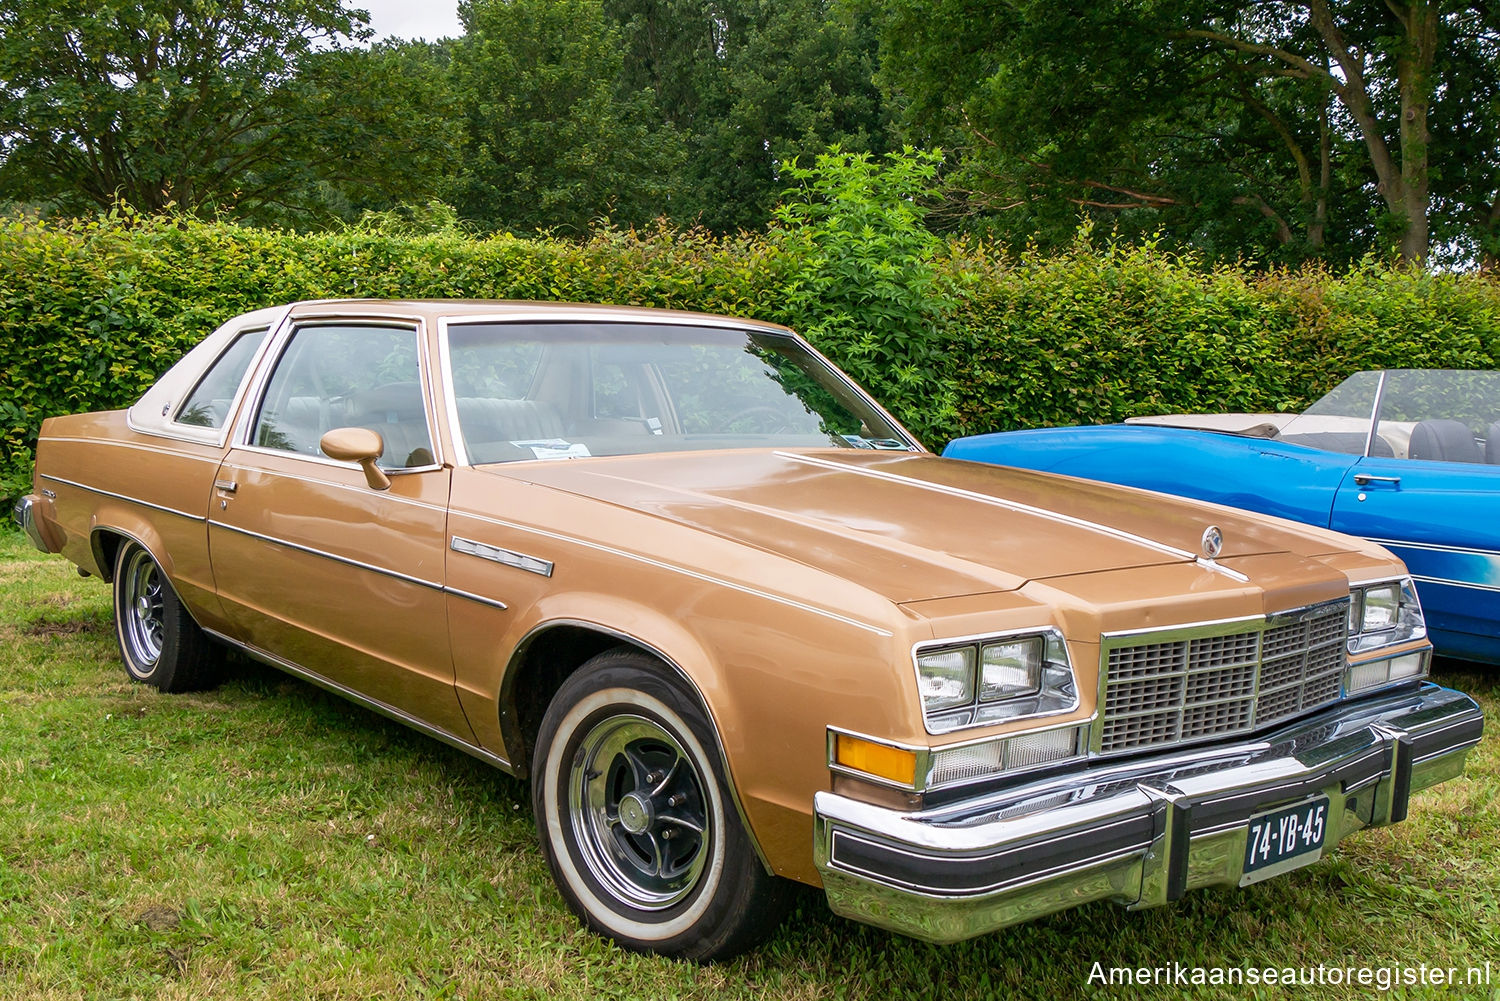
[{"left": 1, "top": 529, "right": 1497, "bottom": 1000}]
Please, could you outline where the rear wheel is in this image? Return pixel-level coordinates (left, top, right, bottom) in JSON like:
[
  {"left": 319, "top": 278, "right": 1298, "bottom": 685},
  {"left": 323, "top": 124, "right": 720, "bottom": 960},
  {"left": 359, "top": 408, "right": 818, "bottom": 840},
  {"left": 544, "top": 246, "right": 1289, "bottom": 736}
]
[
  {"left": 532, "top": 649, "right": 791, "bottom": 960},
  {"left": 112, "top": 542, "right": 218, "bottom": 692}
]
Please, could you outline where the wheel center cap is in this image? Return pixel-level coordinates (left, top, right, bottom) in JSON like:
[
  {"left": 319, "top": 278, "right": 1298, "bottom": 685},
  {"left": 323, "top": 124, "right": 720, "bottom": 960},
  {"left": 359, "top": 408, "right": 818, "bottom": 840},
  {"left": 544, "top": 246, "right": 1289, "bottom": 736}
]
[
  {"left": 618, "top": 791, "right": 654, "bottom": 834},
  {"left": 135, "top": 596, "right": 151, "bottom": 617}
]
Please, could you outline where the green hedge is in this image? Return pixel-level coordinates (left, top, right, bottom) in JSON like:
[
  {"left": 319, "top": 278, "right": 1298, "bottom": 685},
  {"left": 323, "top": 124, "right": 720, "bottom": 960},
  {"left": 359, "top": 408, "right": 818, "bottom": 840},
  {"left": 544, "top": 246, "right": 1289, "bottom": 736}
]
[
  {"left": 3, "top": 215, "right": 1499, "bottom": 502},
  {"left": 945, "top": 239, "right": 1500, "bottom": 438}
]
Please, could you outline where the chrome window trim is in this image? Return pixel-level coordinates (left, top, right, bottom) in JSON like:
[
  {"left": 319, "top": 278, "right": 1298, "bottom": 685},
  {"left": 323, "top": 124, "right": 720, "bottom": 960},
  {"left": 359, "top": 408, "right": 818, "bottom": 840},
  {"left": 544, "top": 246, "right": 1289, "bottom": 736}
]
[
  {"left": 436, "top": 316, "right": 468, "bottom": 466},
  {"left": 229, "top": 443, "right": 445, "bottom": 479},
  {"left": 216, "top": 458, "right": 447, "bottom": 509},
  {"left": 1363, "top": 369, "right": 1388, "bottom": 458},
  {"left": 231, "top": 316, "right": 444, "bottom": 469},
  {"left": 126, "top": 307, "right": 293, "bottom": 449},
  {"left": 1092, "top": 598, "right": 1353, "bottom": 757},
  {"left": 165, "top": 324, "right": 272, "bottom": 434},
  {"left": 909, "top": 626, "right": 1084, "bottom": 735},
  {"left": 41, "top": 474, "right": 207, "bottom": 523}
]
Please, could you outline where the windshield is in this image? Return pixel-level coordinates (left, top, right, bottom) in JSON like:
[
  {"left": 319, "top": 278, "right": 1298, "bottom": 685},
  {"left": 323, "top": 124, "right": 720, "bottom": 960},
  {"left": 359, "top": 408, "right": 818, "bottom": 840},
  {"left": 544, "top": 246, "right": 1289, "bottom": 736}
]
[
  {"left": 1279, "top": 370, "right": 1500, "bottom": 462},
  {"left": 1276, "top": 371, "right": 1381, "bottom": 455},
  {"left": 445, "top": 321, "right": 916, "bottom": 464}
]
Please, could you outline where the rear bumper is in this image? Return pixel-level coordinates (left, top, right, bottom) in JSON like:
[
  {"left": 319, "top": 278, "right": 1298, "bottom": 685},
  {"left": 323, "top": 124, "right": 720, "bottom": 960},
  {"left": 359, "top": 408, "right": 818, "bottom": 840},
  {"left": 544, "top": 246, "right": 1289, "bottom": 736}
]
[
  {"left": 813, "top": 682, "right": 1483, "bottom": 944},
  {"left": 12, "top": 494, "right": 56, "bottom": 553}
]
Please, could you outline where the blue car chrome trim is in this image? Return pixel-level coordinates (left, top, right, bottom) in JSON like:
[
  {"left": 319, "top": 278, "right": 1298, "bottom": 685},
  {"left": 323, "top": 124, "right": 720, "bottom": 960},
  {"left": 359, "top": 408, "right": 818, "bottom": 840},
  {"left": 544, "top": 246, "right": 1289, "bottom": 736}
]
[
  {"left": 39, "top": 474, "right": 207, "bottom": 523},
  {"left": 814, "top": 682, "right": 1481, "bottom": 943},
  {"left": 1368, "top": 539, "right": 1500, "bottom": 591},
  {"left": 1413, "top": 575, "right": 1500, "bottom": 594}
]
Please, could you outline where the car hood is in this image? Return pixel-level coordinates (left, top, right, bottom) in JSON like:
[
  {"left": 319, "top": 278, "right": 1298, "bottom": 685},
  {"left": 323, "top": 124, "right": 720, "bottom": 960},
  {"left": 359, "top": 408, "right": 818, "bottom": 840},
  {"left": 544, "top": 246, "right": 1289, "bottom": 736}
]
[{"left": 482, "top": 449, "right": 1362, "bottom": 604}]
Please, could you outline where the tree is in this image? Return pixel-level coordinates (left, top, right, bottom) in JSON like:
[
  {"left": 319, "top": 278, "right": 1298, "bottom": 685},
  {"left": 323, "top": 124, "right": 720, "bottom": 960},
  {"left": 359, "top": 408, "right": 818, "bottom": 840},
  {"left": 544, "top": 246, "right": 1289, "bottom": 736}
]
[
  {"left": 877, "top": 0, "right": 1500, "bottom": 266},
  {"left": 772, "top": 148, "right": 958, "bottom": 443},
  {"left": 446, "top": 0, "right": 683, "bottom": 234},
  {"left": 284, "top": 40, "right": 466, "bottom": 226},
  {"left": 0, "top": 0, "right": 370, "bottom": 217},
  {"left": 607, "top": 0, "right": 893, "bottom": 232}
]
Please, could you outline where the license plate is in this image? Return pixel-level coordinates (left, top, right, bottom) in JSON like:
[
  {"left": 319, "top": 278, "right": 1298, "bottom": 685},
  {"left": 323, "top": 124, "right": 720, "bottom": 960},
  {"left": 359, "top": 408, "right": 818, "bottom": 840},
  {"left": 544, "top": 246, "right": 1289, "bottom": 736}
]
[{"left": 1240, "top": 796, "right": 1329, "bottom": 885}]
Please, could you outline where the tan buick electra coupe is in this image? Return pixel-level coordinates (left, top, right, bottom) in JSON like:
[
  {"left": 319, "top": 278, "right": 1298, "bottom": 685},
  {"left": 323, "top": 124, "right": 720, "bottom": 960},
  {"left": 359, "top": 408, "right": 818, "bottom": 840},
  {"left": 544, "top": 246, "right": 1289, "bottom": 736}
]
[{"left": 15, "top": 300, "right": 1483, "bottom": 959}]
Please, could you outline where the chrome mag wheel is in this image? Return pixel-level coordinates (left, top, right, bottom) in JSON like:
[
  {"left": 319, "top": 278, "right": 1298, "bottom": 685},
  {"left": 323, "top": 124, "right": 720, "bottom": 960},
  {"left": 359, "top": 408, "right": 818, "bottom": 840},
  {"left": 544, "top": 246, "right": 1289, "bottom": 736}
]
[
  {"left": 119, "top": 546, "right": 166, "bottom": 673},
  {"left": 534, "top": 650, "right": 793, "bottom": 959},
  {"left": 569, "top": 714, "right": 710, "bottom": 909}
]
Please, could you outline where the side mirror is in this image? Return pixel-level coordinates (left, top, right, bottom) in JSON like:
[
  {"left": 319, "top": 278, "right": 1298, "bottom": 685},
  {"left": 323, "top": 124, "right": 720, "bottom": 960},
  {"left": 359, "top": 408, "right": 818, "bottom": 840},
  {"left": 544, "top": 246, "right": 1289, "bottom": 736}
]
[{"left": 319, "top": 427, "right": 391, "bottom": 490}]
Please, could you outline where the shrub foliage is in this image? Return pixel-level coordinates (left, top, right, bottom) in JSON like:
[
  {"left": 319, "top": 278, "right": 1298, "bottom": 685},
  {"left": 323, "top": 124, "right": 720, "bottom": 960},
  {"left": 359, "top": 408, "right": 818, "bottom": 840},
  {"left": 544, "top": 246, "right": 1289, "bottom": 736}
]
[{"left": 3, "top": 208, "right": 1498, "bottom": 502}]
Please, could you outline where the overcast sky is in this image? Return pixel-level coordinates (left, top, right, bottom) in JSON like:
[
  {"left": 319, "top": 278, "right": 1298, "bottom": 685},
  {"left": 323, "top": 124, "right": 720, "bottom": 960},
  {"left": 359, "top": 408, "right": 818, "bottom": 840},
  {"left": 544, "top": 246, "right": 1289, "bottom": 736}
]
[{"left": 358, "top": 0, "right": 463, "bottom": 41}]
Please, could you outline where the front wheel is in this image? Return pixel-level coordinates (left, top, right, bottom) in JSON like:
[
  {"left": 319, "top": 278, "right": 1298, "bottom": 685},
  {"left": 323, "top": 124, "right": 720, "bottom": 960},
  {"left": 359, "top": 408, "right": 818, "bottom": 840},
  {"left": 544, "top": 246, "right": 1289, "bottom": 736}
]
[
  {"left": 112, "top": 541, "right": 218, "bottom": 692},
  {"left": 532, "top": 649, "right": 791, "bottom": 960}
]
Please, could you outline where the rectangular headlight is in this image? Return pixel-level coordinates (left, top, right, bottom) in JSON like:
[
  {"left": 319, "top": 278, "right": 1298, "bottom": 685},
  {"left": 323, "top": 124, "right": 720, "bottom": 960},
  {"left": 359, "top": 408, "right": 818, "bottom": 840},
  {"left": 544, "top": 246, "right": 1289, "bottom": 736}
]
[
  {"left": 979, "top": 637, "right": 1043, "bottom": 701},
  {"left": 1361, "top": 583, "right": 1400, "bottom": 632},
  {"left": 914, "top": 629, "right": 1078, "bottom": 734},
  {"left": 916, "top": 647, "right": 974, "bottom": 712},
  {"left": 1347, "top": 578, "right": 1426, "bottom": 655}
]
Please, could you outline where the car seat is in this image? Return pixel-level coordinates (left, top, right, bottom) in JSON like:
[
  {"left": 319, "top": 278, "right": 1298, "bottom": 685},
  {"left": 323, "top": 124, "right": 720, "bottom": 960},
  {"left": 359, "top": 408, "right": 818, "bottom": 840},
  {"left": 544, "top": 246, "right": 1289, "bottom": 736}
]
[{"left": 1407, "top": 419, "right": 1481, "bottom": 463}]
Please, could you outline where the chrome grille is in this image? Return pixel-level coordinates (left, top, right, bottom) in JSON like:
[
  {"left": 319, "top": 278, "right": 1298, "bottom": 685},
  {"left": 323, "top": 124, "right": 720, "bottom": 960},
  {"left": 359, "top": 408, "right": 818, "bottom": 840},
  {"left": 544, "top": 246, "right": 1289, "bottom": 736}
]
[{"left": 1098, "top": 600, "right": 1349, "bottom": 755}]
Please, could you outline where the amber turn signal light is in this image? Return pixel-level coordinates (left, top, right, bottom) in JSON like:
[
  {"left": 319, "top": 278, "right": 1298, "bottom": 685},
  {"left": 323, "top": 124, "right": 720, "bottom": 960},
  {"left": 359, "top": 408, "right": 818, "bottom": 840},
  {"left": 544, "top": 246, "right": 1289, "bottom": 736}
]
[{"left": 834, "top": 733, "right": 918, "bottom": 787}]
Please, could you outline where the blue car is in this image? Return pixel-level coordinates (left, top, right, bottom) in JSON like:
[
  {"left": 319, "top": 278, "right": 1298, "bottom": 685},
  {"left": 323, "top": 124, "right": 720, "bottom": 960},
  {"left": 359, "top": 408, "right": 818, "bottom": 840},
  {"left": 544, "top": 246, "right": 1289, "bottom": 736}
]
[{"left": 945, "top": 370, "right": 1500, "bottom": 665}]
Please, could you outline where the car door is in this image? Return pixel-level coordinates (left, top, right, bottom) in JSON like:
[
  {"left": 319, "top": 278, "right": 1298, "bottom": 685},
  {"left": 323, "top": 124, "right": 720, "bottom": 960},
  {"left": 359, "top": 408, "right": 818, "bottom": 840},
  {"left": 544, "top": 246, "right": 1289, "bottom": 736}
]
[
  {"left": 1331, "top": 456, "right": 1500, "bottom": 663},
  {"left": 208, "top": 318, "right": 472, "bottom": 738}
]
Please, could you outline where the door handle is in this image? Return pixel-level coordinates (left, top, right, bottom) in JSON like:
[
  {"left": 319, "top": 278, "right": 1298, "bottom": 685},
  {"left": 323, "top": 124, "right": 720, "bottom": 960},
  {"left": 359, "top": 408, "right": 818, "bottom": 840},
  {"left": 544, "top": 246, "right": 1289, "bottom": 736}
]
[
  {"left": 1353, "top": 474, "right": 1400, "bottom": 487},
  {"left": 214, "top": 479, "right": 238, "bottom": 494}
]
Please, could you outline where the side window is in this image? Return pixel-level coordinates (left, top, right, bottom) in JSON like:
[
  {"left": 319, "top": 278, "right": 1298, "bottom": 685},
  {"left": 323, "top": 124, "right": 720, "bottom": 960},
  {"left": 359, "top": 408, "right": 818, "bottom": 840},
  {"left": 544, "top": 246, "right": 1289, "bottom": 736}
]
[
  {"left": 251, "top": 324, "right": 434, "bottom": 469},
  {"left": 174, "top": 328, "right": 268, "bottom": 429}
]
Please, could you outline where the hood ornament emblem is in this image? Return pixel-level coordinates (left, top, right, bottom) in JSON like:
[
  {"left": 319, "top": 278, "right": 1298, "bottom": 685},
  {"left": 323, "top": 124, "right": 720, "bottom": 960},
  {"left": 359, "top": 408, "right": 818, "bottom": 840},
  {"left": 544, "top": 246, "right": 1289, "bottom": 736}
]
[{"left": 1200, "top": 525, "right": 1224, "bottom": 560}]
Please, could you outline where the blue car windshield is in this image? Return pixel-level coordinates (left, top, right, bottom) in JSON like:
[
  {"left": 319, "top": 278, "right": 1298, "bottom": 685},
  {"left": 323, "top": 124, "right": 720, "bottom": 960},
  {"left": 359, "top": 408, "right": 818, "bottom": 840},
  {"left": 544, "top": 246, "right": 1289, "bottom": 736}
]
[{"left": 1279, "top": 370, "right": 1500, "bottom": 462}]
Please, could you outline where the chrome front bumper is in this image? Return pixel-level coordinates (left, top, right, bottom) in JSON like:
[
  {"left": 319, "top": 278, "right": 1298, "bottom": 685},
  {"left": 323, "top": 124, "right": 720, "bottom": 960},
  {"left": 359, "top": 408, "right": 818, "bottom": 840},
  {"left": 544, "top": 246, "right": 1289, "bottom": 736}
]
[
  {"left": 814, "top": 682, "right": 1483, "bottom": 944},
  {"left": 12, "top": 494, "right": 54, "bottom": 553}
]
